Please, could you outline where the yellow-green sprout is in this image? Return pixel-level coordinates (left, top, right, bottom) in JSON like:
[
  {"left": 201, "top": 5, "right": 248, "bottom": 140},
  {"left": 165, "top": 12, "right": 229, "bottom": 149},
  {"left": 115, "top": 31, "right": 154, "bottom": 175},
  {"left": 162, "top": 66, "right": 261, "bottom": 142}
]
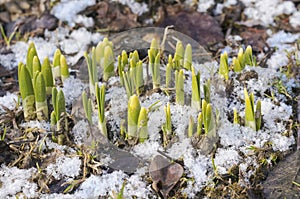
[
  {"left": 60, "top": 54, "right": 70, "bottom": 82},
  {"left": 183, "top": 44, "right": 192, "bottom": 70},
  {"left": 173, "top": 41, "right": 184, "bottom": 69},
  {"left": 138, "top": 107, "right": 148, "bottom": 143},
  {"left": 175, "top": 69, "right": 184, "bottom": 105},
  {"left": 52, "top": 49, "right": 61, "bottom": 81},
  {"left": 163, "top": 102, "right": 172, "bottom": 136},
  {"left": 95, "top": 83, "right": 107, "bottom": 137},
  {"left": 26, "top": 42, "right": 39, "bottom": 78},
  {"left": 41, "top": 57, "right": 54, "bottom": 95},
  {"left": 244, "top": 88, "right": 261, "bottom": 131},
  {"left": 202, "top": 100, "right": 216, "bottom": 137},
  {"left": 18, "top": 62, "right": 36, "bottom": 121},
  {"left": 33, "top": 72, "right": 48, "bottom": 121},
  {"left": 191, "top": 67, "right": 201, "bottom": 111},
  {"left": 84, "top": 48, "right": 98, "bottom": 96},
  {"left": 219, "top": 52, "right": 229, "bottom": 80},
  {"left": 127, "top": 95, "right": 141, "bottom": 139},
  {"left": 103, "top": 45, "right": 115, "bottom": 81}
]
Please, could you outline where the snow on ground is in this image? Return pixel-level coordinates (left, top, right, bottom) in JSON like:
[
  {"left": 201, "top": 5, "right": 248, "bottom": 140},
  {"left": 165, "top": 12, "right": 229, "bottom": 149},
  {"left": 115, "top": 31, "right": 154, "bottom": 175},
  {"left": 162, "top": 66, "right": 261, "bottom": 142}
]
[{"left": 0, "top": 0, "right": 299, "bottom": 198}]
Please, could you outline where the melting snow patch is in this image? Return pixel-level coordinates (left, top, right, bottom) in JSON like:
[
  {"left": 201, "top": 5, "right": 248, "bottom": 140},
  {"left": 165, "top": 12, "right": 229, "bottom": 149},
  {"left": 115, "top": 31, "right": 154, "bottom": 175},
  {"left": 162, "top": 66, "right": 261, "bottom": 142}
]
[
  {"left": 183, "top": 151, "right": 210, "bottom": 197},
  {"left": 62, "top": 76, "right": 86, "bottom": 106},
  {"left": 51, "top": 0, "right": 96, "bottom": 27},
  {"left": 0, "top": 92, "right": 18, "bottom": 113},
  {"left": 75, "top": 171, "right": 125, "bottom": 198},
  {"left": 214, "top": 148, "right": 241, "bottom": 174},
  {"left": 0, "top": 53, "right": 17, "bottom": 70},
  {"left": 46, "top": 156, "right": 81, "bottom": 180},
  {"left": 241, "top": 0, "right": 296, "bottom": 26},
  {"left": 0, "top": 166, "right": 38, "bottom": 198}
]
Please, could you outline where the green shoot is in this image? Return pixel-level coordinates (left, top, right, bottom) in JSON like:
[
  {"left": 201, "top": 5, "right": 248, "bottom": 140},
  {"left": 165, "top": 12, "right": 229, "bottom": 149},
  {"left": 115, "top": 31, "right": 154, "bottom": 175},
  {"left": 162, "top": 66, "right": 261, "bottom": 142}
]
[
  {"left": 175, "top": 69, "right": 184, "bottom": 105},
  {"left": 127, "top": 95, "right": 141, "bottom": 139},
  {"left": 95, "top": 83, "right": 107, "bottom": 137},
  {"left": 138, "top": 107, "right": 148, "bottom": 143},
  {"left": 219, "top": 52, "right": 229, "bottom": 80},
  {"left": 183, "top": 44, "right": 192, "bottom": 70},
  {"left": 33, "top": 72, "right": 48, "bottom": 121},
  {"left": 191, "top": 67, "right": 201, "bottom": 110},
  {"left": 60, "top": 54, "right": 70, "bottom": 82},
  {"left": 18, "top": 62, "right": 36, "bottom": 121},
  {"left": 41, "top": 57, "right": 54, "bottom": 95}
]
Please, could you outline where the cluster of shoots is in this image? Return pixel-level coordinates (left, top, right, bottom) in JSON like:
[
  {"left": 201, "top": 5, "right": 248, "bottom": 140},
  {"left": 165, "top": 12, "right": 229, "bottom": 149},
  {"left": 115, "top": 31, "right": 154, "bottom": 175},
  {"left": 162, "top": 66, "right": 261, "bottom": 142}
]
[
  {"left": 118, "top": 50, "right": 144, "bottom": 98},
  {"left": 81, "top": 84, "right": 108, "bottom": 137},
  {"left": 188, "top": 99, "right": 216, "bottom": 138},
  {"left": 18, "top": 42, "right": 69, "bottom": 123},
  {"left": 219, "top": 46, "right": 256, "bottom": 80},
  {"left": 233, "top": 88, "right": 262, "bottom": 131},
  {"left": 84, "top": 37, "right": 114, "bottom": 95},
  {"left": 127, "top": 95, "right": 148, "bottom": 143}
]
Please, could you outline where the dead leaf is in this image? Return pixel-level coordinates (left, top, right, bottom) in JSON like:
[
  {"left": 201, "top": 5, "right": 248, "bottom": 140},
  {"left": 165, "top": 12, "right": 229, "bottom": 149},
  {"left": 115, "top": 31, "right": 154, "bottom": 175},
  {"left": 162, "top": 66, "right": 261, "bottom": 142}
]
[{"left": 149, "top": 155, "right": 183, "bottom": 199}]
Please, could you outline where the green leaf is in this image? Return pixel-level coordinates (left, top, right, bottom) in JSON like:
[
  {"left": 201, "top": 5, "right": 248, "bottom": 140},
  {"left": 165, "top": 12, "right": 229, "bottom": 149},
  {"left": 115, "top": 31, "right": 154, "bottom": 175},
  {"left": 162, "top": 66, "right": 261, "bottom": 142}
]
[
  {"left": 103, "top": 46, "right": 114, "bottom": 81},
  {"left": 95, "top": 83, "right": 107, "bottom": 137},
  {"left": 219, "top": 52, "right": 229, "bottom": 80},
  {"left": 56, "top": 90, "right": 66, "bottom": 122},
  {"left": 32, "top": 55, "right": 41, "bottom": 76},
  {"left": 173, "top": 41, "right": 184, "bottom": 69},
  {"left": 60, "top": 54, "right": 70, "bottom": 82},
  {"left": 175, "top": 69, "right": 184, "bottom": 105},
  {"left": 18, "top": 62, "right": 36, "bottom": 121},
  {"left": 152, "top": 53, "right": 160, "bottom": 89},
  {"left": 237, "top": 48, "right": 244, "bottom": 68},
  {"left": 233, "top": 57, "right": 242, "bottom": 72},
  {"left": 183, "top": 44, "right": 192, "bottom": 70},
  {"left": 244, "top": 88, "right": 256, "bottom": 130},
  {"left": 26, "top": 42, "right": 38, "bottom": 78},
  {"left": 138, "top": 107, "right": 148, "bottom": 143},
  {"left": 244, "top": 45, "right": 255, "bottom": 66},
  {"left": 191, "top": 67, "right": 201, "bottom": 110},
  {"left": 41, "top": 57, "right": 54, "bottom": 95},
  {"left": 135, "top": 60, "right": 144, "bottom": 95},
  {"left": 52, "top": 49, "right": 61, "bottom": 80},
  {"left": 127, "top": 94, "right": 141, "bottom": 138},
  {"left": 34, "top": 72, "right": 48, "bottom": 121}
]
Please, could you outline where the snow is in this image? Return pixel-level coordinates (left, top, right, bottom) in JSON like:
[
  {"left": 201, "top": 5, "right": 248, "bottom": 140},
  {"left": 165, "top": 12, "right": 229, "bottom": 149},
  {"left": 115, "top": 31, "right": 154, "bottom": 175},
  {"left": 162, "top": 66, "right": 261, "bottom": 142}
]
[
  {"left": 214, "top": 148, "right": 241, "bottom": 174},
  {"left": 241, "top": 0, "right": 296, "bottom": 26},
  {"left": 61, "top": 76, "right": 86, "bottom": 106},
  {"left": 290, "top": 11, "right": 300, "bottom": 28},
  {"left": 0, "top": 166, "right": 38, "bottom": 198},
  {"left": 197, "top": 0, "right": 214, "bottom": 13},
  {"left": 0, "top": 92, "right": 18, "bottom": 113},
  {"left": 51, "top": 0, "right": 96, "bottom": 27},
  {"left": 0, "top": 53, "right": 17, "bottom": 70},
  {"left": 46, "top": 156, "right": 81, "bottom": 180},
  {"left": 116, "top": 0, "right": 149, "bottom": 16}
]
